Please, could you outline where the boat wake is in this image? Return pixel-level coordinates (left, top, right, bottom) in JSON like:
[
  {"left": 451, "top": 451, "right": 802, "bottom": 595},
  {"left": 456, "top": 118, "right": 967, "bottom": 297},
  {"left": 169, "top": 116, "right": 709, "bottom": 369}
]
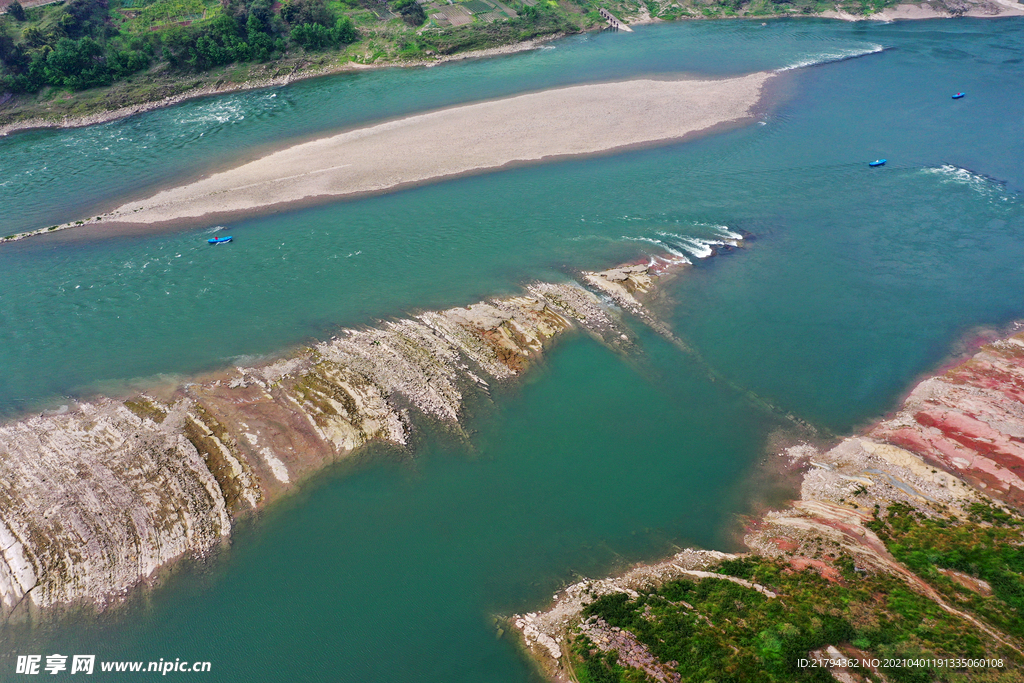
[{"left": 776, "top": 44, "right": 885, "bottom": 72}]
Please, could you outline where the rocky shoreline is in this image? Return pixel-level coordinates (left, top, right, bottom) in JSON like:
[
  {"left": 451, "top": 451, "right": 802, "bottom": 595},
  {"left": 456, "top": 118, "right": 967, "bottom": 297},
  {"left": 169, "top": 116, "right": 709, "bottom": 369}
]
[
  {"left": 0, "top": 258, "right": 691, "bottom": 623},
  {"left": 513, "top": 324, "right": 1024, "bottom": 681}
]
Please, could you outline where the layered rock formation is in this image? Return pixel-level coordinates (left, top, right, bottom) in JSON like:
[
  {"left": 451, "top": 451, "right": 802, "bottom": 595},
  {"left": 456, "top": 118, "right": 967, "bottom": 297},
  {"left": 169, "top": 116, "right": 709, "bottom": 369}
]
[
  {"left": 0, "top": 266, "right": 670, "bottom": 622},
  {"left": 514, "top": 329, "right": 1024, "bottom": 681},
  {"left": 868, "top": 334, "right": 1024, "bottom": 507}
]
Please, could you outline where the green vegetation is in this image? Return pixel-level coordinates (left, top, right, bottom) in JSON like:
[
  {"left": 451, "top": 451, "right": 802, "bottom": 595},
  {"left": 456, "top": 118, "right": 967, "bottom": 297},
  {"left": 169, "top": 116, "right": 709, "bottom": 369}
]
[
  {"left": 6, "top": 0, "right": 25, "bottom": 21},
  {"left": 392, "top": 0, "right": 426, "bottom": 26},
  {"left": 0, "top": 0, "right": 360, "bottom": 93},
  {"left": 569, "top": 555, "right": 1018, "bottom": 683},
  {"left": 424, "top": 6, "right": 573, "bottom": 55},
  {"left": 870, "top": 502, "right": 1024, "bottom": 642},
  {"left": 123, "top": 396, "right": 168, "bottom": 422},
  {"left": 0, "top": 0, "right": 903, "bottom": 124}
]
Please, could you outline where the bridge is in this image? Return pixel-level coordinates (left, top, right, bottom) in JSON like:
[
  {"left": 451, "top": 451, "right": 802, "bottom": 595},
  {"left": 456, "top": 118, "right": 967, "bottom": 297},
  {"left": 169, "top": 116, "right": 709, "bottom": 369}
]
[{"left": 598, "top": 8, "right": 633, "bottom": 31}]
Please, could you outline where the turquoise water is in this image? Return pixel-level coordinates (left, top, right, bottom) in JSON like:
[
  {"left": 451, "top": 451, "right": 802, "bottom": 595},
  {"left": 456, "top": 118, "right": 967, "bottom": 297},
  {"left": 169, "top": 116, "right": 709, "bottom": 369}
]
[{"left": 1, "top": 16, "right": 1023, "bottom": 682}]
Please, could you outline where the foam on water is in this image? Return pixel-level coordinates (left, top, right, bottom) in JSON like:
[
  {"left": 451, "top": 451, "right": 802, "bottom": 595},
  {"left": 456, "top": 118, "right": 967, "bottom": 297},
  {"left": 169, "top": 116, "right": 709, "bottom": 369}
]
[
  {"left": 655, "top": 232, "right": 729, "bottom": 258},
  {"left": 922, "top": 165, "right": 1016, "bottom": 203},
  {"left": 572, "top": 222, "right": 743, "bottom": 263},
  {"left": 620, "top": 236, "right": 693, "bottom": 263},
  {"left": 173, "top": 100, "right": 248, "bottom": 127},
  {"left": 776, "top": 44, "right": 884, "bottom": 72},
  {"left": 624, "top": 230, "right": 742, "bottom": 261},
  {"left": 704, "top": 224, "right": 744, "bottom": 241}
]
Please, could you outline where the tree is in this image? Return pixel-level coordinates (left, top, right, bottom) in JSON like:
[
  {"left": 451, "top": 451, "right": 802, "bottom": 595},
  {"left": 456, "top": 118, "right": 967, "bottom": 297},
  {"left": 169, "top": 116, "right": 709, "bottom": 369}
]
[
  {"left": 392, "top": 0, "right": 425, "bottom": 26},
  {"left": 0, "top": 19, "right": 16, "bottom": 61},
  {"left": 281, "top": 0, "right": 334, "bottom": 27},
  {"left": 290, "top": 15, "right": 355, "bottom": 50},
  {"left": 247, "top": 0, "right": 273, "bottom": 26},
  {"left": 43, "top": 37, "right": 110, "bottom": 89},
  {"left": 333, "top": 16, "right": 356, "bottom": 43},
  {"left": 290, "top": 21, "right": 332, "bottom": 49},
  {"left": 6, "top": 1, "right": 25, "bottom": 21}
]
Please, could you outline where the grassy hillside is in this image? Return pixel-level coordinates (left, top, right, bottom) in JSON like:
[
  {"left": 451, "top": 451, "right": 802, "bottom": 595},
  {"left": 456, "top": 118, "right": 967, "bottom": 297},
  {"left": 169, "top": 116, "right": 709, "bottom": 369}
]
[{"left": 0, "top": 0, "right": 899, "bottom": 127}]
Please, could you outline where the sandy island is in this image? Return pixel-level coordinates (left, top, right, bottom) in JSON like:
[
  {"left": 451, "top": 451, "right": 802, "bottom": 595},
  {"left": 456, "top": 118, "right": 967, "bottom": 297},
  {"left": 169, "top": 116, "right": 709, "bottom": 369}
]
[{"left": 81, "top": 73, "right": 771, "bottom": 228}]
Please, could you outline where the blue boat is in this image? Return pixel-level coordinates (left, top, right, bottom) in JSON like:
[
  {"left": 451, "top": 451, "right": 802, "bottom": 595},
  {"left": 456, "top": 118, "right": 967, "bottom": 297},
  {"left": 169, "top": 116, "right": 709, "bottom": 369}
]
[
  {"left": 208, "top": 236, "right": 233, "bottom": 245},
  {"left": 869, "top": 159, "right": 886, "bottom": 167},
  {"left": 952, "top": 92, "right": 965, "bottom": 99}
]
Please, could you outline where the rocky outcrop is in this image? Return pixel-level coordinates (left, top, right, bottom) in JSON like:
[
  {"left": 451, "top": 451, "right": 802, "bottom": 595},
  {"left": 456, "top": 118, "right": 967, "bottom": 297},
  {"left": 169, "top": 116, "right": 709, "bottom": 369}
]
[
  {"left": 582, "top": 264, "right": 675, "bottom": 338},
  {"left": 0, "top": 266, "right": 679, "bottom": 622},
  {"left": 0, "top": 400, "right": 231, "bottom": 618},
  {"left": 868, "top": 333, "right": 1024, "bottom": 507},
  {"left": 513, "top": 548, "right": 739, "bottom": 666}
]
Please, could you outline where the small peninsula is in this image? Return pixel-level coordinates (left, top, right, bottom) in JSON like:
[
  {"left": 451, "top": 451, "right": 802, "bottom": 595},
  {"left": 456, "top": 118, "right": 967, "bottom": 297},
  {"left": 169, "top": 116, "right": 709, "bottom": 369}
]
[{"left": 514, "top": 330, "right": 1024, "bottom": 681}]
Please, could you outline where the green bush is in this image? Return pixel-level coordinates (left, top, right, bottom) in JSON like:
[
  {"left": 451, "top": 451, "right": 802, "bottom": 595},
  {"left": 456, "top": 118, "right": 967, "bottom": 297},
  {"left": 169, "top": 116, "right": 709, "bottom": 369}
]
[
  {"left": 392, "top": 0, "right": 425, "bottom": 26},
  {"left": 290, "top": 17, "right": 355, "bottom": 49},
  {"left": 6, "top": 0, "right": 25, "bottom": 21}
]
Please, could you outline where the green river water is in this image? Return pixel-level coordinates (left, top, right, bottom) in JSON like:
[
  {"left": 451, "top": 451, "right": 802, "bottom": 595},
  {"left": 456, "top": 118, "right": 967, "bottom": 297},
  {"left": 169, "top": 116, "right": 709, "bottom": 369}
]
[{"left": 1, "top": 16, "right": 1023, "bottom": 682}]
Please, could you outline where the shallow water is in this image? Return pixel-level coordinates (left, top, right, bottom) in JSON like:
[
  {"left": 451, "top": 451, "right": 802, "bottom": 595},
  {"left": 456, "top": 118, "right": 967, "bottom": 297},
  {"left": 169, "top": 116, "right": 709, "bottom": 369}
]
[{"left": 0, "top": 16, "right": 1023, "bottom": 683}]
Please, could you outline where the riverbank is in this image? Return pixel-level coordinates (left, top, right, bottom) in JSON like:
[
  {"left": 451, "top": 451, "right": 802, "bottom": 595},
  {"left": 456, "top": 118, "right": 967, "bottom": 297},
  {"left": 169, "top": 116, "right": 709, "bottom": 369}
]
[
  {"left": 0, "top": 256, "right": 697, "bottom": 624},
  {"left": 2, "top": 1, "right": 1021, "bottom": 141},
  {"left": 0, "top": 35, "right": 564, "bottom": 138},
  {"left": 513, "top": 326, "right": 1024, "bottom": 681},
  {"left": 823, "top": 0, "right": 1024, "bottom": 20}
]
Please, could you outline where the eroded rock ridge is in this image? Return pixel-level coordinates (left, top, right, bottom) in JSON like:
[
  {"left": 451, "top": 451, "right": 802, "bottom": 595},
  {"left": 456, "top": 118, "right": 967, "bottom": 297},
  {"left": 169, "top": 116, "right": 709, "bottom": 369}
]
[{"left": 0, "top": 267, "right": 671, "bottom": 622}]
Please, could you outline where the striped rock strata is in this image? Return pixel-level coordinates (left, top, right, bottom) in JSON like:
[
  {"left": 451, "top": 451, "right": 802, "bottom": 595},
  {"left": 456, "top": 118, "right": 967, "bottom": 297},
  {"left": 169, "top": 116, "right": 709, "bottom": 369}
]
[
  {"left": 868, "top": 333, "right": 1024, "bottom": 507},
  {"left": 0, "top": 270, "right": 662, "bottom": 622}
]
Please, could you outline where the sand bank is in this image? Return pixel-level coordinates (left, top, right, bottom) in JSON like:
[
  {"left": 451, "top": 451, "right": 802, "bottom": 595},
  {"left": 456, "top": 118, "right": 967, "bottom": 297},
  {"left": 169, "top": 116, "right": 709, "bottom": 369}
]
[{"left": 94, "top": 73, "right": 769, "bottom": 227}]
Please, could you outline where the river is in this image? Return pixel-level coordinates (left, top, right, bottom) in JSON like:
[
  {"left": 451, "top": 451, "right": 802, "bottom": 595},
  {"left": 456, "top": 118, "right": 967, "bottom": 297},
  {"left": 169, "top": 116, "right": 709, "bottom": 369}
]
[{"left": 0, "top": 16, "right": 1022, "bottom": 682}]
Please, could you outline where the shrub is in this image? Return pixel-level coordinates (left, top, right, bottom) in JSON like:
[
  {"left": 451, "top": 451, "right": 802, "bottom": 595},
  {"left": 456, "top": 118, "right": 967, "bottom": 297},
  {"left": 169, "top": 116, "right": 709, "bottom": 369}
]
[
  {"left": 392, "top": 0, "right": 426, "bottom": 26},
  {"left": 6, "top": 0, "right": 25, "bottom": 21},
  {"left": 290, "top": 17, "right": 355, "bottom": 49}
]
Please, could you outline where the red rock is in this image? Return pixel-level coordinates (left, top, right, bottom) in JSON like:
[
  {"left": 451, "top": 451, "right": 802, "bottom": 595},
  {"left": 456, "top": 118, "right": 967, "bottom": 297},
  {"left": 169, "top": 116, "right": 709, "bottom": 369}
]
[{"left": 869, "top": 332, "right": 1024, "bottom": 509}]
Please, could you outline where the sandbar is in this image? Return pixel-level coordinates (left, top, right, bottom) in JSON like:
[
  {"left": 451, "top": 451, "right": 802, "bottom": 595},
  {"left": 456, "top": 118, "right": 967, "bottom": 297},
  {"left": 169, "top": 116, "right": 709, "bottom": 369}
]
[{"left": 97, "top": 73, "right": 771, "bottom": 226}]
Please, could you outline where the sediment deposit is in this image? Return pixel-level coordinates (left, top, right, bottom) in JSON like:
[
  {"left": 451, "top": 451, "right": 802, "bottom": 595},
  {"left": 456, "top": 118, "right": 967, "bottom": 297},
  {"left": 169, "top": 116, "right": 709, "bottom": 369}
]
[
  {"left": 44, "top": 74, "right": 769, "bottom": 232},
  {"left": 514, "top": 329, "right": 1024, "bottom": 681},
  {"left": 0, "top": 263, "right": 675, "bottom": 622}
]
